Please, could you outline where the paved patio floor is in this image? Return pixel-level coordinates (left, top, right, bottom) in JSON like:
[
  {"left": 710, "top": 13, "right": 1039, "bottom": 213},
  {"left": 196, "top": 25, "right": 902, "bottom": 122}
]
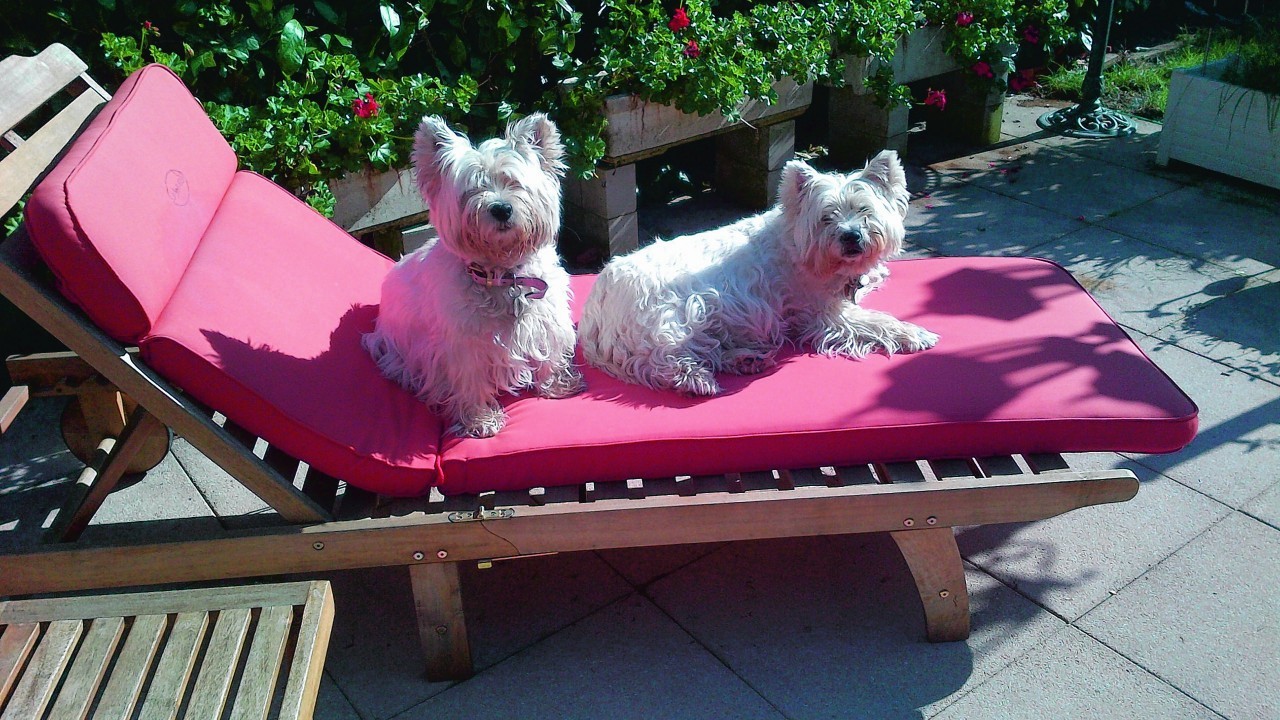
[{"left": 2, "top": 94, "right": 1277, "bottom": 719}]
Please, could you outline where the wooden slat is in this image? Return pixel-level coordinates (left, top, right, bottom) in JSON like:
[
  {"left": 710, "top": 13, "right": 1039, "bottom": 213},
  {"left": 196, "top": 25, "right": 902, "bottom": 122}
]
[
  {"left": 0, "top": 230, "right": 330, "bottom": 524},
  {"left": 0, "top": 619, "right": 82, "bottom": 720},
  {"left": 0, "top": 385, "right": 28, "bottom": 434},
  {"left": 277, "top": 582, "right": 334, "bottom": 720},
  {"left": 228, "top": 605, "right": 293, "bottom": 720},
  {"left": 6, "top": 350, "right": 140, "bottom": 396},
  {"left": 137, "top": 611, "right": 209, "bottom": 720},
  {"left": 184, "top": 607, "right": 252, "bottom": 719},
  {"left": 45, "top": 615, "right": 125, "bottom": 720},
  {"left": 0, "top": 623, "right": 39, "bottom": 702},
  {"left": 0, "top": 90, "right": 105, "bottom": 216},
  {"left": 410, "top": 562, "right": 472, "bottom": 681},
  {"left": 929, "top": 458, "right": 980, "bottom": 480},
  {"left": 47, "top": 406, "right": 166, "bottom": 542},
  {"left": 92, "top": 614, "right": 167, "bottom": 720},
  {"left": 0, "top": 469, "right": 1141, "bottom": 598},
  {"left": 0, "top": 44, "right": 92, "bottom": 136},
  {"left": 0, "top": 583, "right": 319, "bottom": 625}
]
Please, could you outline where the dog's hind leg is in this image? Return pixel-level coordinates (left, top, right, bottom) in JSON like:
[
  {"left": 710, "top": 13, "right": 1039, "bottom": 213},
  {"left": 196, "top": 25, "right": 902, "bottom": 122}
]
[{"left": 537, "top": 356, "right": 586, "bottom": 399}]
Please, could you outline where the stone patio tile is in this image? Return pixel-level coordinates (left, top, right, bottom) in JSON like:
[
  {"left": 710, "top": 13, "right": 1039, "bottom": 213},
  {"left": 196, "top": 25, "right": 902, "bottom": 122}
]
[
  {"left": 645, "top": 534, "right": 1064, "bottom": 719},
  {"left": 1243, "top": 482, "right": 1280, "bottom": 530},
  {"left": 1100, "top": 183, "right": 1280, "bottom": 276},
  {"left": 313, "top": 674, "right": 362, "bottom": 720},
  {"left": 0, "top": 397, "right": 82, "bottom": 552},
  {"left": 931, "top": 626, "right": 1219, "bottom": 720},
  {"left": 79, "top": 451, "right": 223, "bottom": 543},
  {"left": 324, "top": 551, "right": 633, "bottom": 720},
  {"left": 1032, "top": 226, "right": 1247, "bottom": 335},
  {"left": 1078, "top": 512, "right": 1280, "bottom": 720},
  {"left": 1154, "top": 269, "right": 1280, "bottom": 384},
  {"left": 906, "top": 182, "right": 1084, "bottom": 257},
  {"left": 400, "top": 594, "right": 786, "bottom": 720},
  {"left": 957, "top": 453, "right": 1230, "bottom": 621},
  {"left": 1123, "top": 331, "right": 1280, "bottom": 509},
  {"left": 596, "top": 542, "right": 725, "bottom": 588},
  {"left": 962, "top": 143, "right": 1184, "bottom": 223},
  {"left": 168, "top": 438, "right": 288, "bottom": 529}
]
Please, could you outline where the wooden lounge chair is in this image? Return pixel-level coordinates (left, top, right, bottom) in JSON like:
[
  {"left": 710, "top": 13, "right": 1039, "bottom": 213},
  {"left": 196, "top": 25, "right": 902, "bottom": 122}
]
[{"left": 0, "top": 45, "right": 1198, "bottom": 682}]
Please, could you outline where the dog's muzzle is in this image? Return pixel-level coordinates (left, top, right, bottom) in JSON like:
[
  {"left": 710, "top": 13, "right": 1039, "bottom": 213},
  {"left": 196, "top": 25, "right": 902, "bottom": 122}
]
[{"left": 839, "top": 228, "right": 865, "bottom": 256}]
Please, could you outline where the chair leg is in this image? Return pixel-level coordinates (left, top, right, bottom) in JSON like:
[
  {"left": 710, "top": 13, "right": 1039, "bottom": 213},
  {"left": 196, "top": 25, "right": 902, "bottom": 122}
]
[
  {"left": 889, "top": 527, "right": 971, "bottom": 642},
  {"left": 408, "top": 562, "right": 473, "bottom": 682}
]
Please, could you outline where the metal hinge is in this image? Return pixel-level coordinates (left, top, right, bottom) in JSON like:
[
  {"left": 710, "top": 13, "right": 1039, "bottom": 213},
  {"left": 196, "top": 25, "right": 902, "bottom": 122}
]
[{"left": 447, "top": 507, "right": 515, "bottom": 523}]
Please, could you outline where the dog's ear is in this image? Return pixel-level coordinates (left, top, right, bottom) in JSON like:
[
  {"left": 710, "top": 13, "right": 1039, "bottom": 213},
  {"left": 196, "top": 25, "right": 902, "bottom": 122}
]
[
  {"left": 413, "top": 115, "right": 467, "bottom": 198},
  {"left": 861, "top": 150, "right": 910, "bottom": 218},
  {"left": 779, "top": 159, "right": 824, "bottom": 214},
  {"left": 507, "top": 113, "right": 567, "bottom": 177}
]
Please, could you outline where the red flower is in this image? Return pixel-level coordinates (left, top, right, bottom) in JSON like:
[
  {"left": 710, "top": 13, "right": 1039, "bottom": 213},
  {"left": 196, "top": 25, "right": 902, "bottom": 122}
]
[
  {"left": 971, "top": 61, "right": 994, "bottom": 79},
  {"left": 1023, "top": 25, "right": 1041, "bottom": 44},
  {"left": 668, "top": 7, "right": 691, "bottom": 32},
  {"left": 353, "top": 92, "right": 380, "bottom": 119},
  {"left": 1008, "top": 69, "right": 1038, "bottom": 92},
  {"left": 142, "top": 20, "right": 160, "bottom": 36},
  {"left": 924, "top": 88, "right": 947, "bottom": 110},
  {"left": 955, "top": 11, "right": 974, "bottom": 27},
  {"left": 683, "top": 40, "right": 701, "bottom": 58}
]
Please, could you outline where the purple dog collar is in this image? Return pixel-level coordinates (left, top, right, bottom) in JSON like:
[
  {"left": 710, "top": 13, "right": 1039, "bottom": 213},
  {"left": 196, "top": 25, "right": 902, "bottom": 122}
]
[{"left": 466, "top": 262, "right": 548, "bottom": 299}]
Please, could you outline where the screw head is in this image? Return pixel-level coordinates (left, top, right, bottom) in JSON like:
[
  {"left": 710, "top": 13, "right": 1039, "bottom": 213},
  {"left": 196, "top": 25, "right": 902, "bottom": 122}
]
[
  {"left": 412, "top": 551, "right": 425, "bottom": 561},
  {"left": 926, "top": 516, "right": 938, "bottom": 525},
  {"left": 436, "top": 550, "right": 449, "bottom": 559},
  {"left": 903, "top": 518, "right": 915, "bottom": 527},
  {"left": 939, "top": 590, "right": 950, "bottom": 599},
  {"left": 435, "top": 625, "right": 448, "bottom": 636},
  {"left": 312, "top": 542, "right": 325, "bottom": 551}
]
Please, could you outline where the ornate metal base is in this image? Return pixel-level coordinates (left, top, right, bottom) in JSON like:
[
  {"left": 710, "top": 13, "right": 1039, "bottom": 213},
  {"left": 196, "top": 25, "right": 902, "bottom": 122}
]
[{"left": 1037, "top": 105, "right": 1136, "bottom": 138}]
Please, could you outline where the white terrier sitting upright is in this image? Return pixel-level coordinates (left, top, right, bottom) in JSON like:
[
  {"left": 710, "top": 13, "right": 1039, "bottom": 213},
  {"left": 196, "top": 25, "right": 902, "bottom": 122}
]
[
  {"left": 363, "top": 114, "right": 584, "bottom": 437},
  {"left": 579, "top": 150, "right": 938, "bottom": 396}
]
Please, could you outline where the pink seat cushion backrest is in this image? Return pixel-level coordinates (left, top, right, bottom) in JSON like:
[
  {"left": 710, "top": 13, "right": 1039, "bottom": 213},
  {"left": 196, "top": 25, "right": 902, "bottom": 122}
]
[
  {"left": 24, "top": 64, "right": 237, "bottom": 343},
  {"left": 435, "top": 257, "right": 1198, "bottom": 495},
  {"left": 143, "top": 172, "right": 443, "bottom": 497}
]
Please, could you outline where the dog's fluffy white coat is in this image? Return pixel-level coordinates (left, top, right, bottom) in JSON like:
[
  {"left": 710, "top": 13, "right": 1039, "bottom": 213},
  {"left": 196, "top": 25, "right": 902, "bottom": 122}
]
[
  {"left": 363, "top": 114, "right": 583, "bottom": 437},
  {"left": 580, "top": 151, "right": 938, "bottom": 395}
]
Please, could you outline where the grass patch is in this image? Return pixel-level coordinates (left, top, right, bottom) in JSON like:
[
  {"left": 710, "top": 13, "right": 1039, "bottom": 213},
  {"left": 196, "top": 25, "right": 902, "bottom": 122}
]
[{"left": 1036, "top": 28, "right": 1254, "bottom": 120}]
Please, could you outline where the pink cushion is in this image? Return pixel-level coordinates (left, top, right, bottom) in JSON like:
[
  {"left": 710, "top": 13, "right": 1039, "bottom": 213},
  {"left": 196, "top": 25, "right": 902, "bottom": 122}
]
[
  {"left": 434, "top": 257, "right": 1197, "bottom": 495},
  {"left": 142, "top": 172, "right": 443, "bottom": 497},
  {"left": 25, "top": 64, "right": 236, "bottom": 343}
]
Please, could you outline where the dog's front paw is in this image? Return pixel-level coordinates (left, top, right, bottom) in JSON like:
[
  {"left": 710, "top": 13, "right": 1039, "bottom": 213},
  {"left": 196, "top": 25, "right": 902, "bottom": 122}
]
[
  {"left": 540, "top": 364, "right": 586, "bottom": 399},
  {"left": 669, "top": 363, "right": 721, "bottom": 397},
  {"left": 454, "top": 406, "right": 507, "bottom": 438},
  {"left": 897, "top": 322, "right": 939, "bottom": 353},
  {"left": 724, "top": 349, "right": 776, "bottom": 376}
]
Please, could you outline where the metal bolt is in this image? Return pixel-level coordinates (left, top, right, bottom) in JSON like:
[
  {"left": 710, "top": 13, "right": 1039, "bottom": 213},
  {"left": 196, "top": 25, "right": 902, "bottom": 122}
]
[
  {"left": 939, "top": 590, "right": 950, "bottom": 599},
  {"left": 412, "top": 551, "right": 425, "bottom": 561},
  {"left": 436, "top": 550, "right": 449, "bottom": 559},
  {"left": 926, "top": 516, "right": 938, "bottom": 525},
  {"left": 435, "top": 625, "right": 448, "bottom": 636},
  {"left": 903, "top": 518, "right": 915, "bottom": 527},
  {"left": 312, "top": 542, "right": 324, "bottom": 551}
]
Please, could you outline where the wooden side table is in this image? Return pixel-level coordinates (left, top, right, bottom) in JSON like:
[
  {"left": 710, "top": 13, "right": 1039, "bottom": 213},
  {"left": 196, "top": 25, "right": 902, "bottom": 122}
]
[{"left": 0, "top": 581, "right": 333, "bottom": 720}]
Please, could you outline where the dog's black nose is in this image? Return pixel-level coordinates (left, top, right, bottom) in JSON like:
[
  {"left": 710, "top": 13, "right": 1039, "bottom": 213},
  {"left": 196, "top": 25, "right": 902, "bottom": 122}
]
[
  {"left": 489, "top": 201, "right": 514, "bottom": 223},
  {"left": 839, "top": 228, "right": 863, "bottom": 254}
]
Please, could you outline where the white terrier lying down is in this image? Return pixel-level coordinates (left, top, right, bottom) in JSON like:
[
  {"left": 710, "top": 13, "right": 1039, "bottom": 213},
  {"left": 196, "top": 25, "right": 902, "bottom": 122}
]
[
  {"left": 580, "top": 150, "right": 938, "bottom": 396},
  {"left": 364, "top": 114, "right": 584, "bottom": 437}
]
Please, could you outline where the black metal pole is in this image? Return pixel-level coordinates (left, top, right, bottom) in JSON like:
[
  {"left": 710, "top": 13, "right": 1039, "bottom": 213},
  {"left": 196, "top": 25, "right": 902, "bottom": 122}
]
[{"left": 1037, "top": 0, "right": 1136, "bottom": 136}]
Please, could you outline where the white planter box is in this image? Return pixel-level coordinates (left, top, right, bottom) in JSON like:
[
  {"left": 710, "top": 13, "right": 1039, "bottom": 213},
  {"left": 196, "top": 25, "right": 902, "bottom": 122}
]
[
  {"left": 842, "top": 26, "right": 959, "bottom": 93},
  {"left": 329, "top": 167, "right": 430, "bottom": 236},
  {"left": 601, "top": 78, "right": 813, "bottom": 163},
  {"left": 1158, "top": 58, "right": 1280, "bottom": 190}
]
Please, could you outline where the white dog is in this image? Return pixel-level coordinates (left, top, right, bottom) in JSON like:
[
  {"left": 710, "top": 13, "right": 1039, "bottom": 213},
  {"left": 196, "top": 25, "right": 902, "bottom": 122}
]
[
  {"left": 579, "top": 150, "right": 937, "bottom": 396},
  {"left": 363, "top": 113, "right": 584, "bottom": 437}
]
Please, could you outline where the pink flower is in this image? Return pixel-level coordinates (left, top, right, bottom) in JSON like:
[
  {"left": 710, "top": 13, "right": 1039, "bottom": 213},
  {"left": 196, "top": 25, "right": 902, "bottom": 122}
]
[
  {"left": 1008, "top": 69, "right": 1037, "bottom": 92},
  {"left": 971, "top": 61, "right": 994, "bottom": 79},
  {"left": 924, "top": 88, "right": 947, "bottom": 111},
  {"left": 668, "top": 7, "right": 691, "bottom": 32},
  {"left": 1023, "top": 25, "right": 1041, "bottom": 44},
  {"left": 352, "top": 92, "right": 380, "bottom": 119},
  {"left": 955, "top": 11, "right": 975, "bottom": 27},
  {"left": 683, "top": 40, "right": 701, "bottom": 58}
]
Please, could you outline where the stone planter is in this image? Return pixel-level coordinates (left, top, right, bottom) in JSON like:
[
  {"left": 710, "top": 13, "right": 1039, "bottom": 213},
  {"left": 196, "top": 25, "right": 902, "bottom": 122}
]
[
  {"left": 329, "top": 167, "right": 431, "bottom": 258},
  {"left": 1157, "top": 58, "right": 1279, "bottom": 190},
  {"left": 564, "top": 79, "right": 813, "bottom": 258},
  {"left": 829, "top": 27, "right": 1004, "bottom": 164}
]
